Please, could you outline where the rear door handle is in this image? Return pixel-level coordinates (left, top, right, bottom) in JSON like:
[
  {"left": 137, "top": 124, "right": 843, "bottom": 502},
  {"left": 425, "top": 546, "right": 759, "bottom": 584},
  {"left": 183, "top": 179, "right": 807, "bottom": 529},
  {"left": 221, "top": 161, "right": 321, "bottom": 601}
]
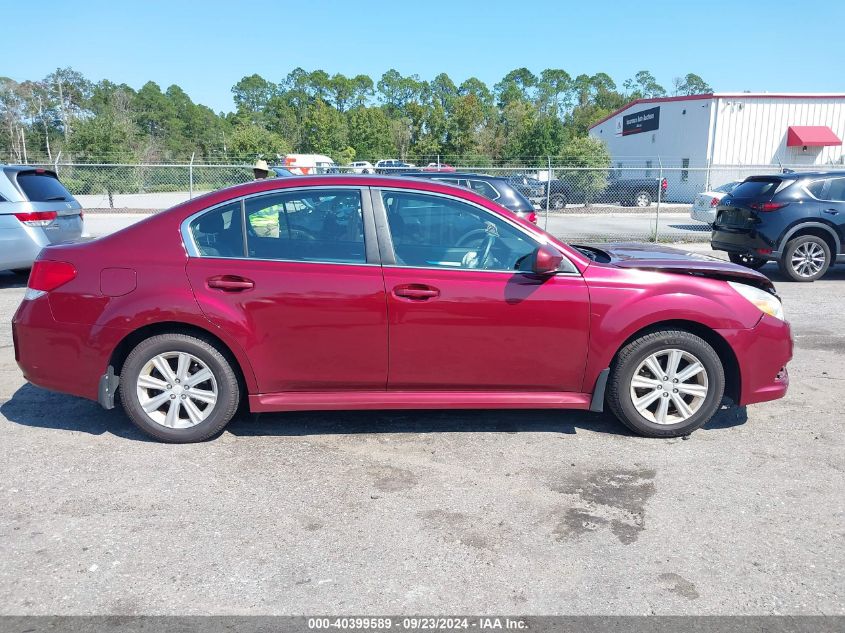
[
  {"left": 393, "top": 284, "right": 440, "bottom": 301},
  {"left": 823, "top": 208, "right": 840, "bottom": 215},
  {"left": 207, "top": 275, "right": 254, "bottom": 292}
]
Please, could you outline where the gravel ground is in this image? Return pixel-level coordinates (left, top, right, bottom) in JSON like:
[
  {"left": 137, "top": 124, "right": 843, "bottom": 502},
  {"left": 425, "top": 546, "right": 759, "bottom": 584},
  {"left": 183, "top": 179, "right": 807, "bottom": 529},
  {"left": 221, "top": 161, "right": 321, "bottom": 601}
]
[{"left": 0, "top": 259, "right": 843, "bottom": 616}]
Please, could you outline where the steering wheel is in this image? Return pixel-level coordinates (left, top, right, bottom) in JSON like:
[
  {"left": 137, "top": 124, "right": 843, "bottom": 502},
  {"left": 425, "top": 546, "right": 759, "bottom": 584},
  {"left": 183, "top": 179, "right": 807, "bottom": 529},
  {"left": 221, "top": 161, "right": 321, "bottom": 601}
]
[{"left": 475, "top": 222, "right": 499, "bottom": 269}]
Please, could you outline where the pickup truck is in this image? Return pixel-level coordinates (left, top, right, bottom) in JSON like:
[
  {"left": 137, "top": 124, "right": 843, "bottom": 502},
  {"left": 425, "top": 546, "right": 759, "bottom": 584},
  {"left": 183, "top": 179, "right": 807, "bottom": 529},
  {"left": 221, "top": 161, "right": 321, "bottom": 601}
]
[{"left": 542, "top": 174, "right": 668, "bottom": 209}]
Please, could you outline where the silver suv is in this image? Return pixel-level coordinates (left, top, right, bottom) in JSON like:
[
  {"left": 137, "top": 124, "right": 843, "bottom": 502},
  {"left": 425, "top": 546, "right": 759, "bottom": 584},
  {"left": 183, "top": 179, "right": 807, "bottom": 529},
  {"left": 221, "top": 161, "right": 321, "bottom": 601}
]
[{"left": 0, "top": 166, "right": 84, "bottom": 273}]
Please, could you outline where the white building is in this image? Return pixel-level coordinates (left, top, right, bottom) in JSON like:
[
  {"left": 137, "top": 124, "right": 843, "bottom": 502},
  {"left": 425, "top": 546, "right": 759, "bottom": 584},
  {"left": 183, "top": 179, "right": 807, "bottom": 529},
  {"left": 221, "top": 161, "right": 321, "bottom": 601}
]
[{"left": 589, "top": 93, "right": 845, "bottom": 201}]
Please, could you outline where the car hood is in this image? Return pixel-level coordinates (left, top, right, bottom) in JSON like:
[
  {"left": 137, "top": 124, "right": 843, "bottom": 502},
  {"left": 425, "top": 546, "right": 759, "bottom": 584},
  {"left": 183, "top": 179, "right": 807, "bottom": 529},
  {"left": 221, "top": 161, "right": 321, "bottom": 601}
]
[{"left": 577, "top": 242, "right": 776, "bottom": 293}]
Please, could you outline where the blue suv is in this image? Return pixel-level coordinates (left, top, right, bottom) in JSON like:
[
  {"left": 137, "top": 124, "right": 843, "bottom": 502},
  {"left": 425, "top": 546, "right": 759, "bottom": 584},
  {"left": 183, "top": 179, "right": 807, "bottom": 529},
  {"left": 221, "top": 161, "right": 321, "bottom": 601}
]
[{"left": 711, "top": 171, "right": 845, "bottom": 282}]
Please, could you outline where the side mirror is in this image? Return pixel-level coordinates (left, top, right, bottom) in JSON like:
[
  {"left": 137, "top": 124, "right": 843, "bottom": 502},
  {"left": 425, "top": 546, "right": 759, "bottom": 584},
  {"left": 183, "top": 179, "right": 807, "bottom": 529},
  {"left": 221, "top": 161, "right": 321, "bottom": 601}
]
[{"left": 531, "top": 245, "right": 564, "bottom": 275}]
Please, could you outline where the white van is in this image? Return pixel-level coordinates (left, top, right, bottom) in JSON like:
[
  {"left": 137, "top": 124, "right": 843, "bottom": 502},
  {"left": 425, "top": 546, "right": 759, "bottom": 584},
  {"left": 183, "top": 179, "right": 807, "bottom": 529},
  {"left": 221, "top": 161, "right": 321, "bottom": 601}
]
[{"left": 282, "top": 154, "right": 337, "bottom": 175}]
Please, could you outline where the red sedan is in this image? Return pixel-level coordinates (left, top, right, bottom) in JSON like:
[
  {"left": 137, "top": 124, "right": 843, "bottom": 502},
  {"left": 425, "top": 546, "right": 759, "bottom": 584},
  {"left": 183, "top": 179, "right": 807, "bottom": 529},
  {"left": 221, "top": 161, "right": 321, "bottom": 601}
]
[{"left": 13, "top": 175, "right": 792, "bottom": 443}]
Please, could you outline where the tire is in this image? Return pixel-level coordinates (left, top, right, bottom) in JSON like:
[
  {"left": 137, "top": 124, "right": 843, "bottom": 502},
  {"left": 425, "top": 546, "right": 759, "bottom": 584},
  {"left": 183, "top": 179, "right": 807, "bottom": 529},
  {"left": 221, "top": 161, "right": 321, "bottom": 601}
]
[
  {"left": 632, "top": 191, "right": 652, "bottom": 207},
  {"left": 728, "top": 253, "right": 767, "bottom": 270},
  {"left": 11, "top": 268, "right": 30, "bottom": 277},
  {"left": 549, "top": 194, "right": 567, "bottom": 210},
  {"left": 119, "top": 333, "right": 240, "bottom": 443},
  {"left": 606, "top": 330, "right": 725, "bottom": 438},
  {"left": 778, "top": 234, "right": 831, "bottom": 282}
]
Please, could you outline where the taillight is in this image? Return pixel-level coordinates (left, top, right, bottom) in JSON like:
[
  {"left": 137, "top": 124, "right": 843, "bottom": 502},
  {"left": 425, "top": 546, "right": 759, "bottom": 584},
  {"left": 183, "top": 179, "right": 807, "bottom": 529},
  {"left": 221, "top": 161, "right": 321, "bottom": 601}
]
[
  {"left": 710, "top": 197, "right": 720, "bottom": 207},
  {"left": 14, "top": 211, "right": 58, "bottom": 227},
  {"left": 661, "top": 178, "right": 668, "bottom": 191},
  {"left": 527, "top": 211, "right": 538, "bottom": 224},
  {"left": 749, "top": 201, "right": 788, "bottom": 212},
  {"left": 28, "top": 260, "right": 77, "bottom": 293}
]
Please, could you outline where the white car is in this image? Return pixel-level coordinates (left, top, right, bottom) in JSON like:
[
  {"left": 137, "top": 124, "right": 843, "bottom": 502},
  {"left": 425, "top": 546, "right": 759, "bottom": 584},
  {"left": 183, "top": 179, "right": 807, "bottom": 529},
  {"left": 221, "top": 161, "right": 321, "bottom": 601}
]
[
  {"left": 346, "top": 161, "right": 374, "bottom": 174},
  {"left": 690, "top": 181, "right": 741, "bottom": 224}
]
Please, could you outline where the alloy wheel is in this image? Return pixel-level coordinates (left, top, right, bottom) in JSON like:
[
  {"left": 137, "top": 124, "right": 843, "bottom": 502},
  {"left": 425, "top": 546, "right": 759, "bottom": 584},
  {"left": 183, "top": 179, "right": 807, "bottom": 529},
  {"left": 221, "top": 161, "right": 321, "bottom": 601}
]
[
  {"left": 136, "top": 352, "right": 219, "bottom": 429},
  {"left": 629, "top": 348, "right": 709, "bottom": 425},
  {"left": 635, "top": 193, "right": 651, "bottom": 207},
  {"left": 790, "top": 242, "right": 826, "bottom": 278}
]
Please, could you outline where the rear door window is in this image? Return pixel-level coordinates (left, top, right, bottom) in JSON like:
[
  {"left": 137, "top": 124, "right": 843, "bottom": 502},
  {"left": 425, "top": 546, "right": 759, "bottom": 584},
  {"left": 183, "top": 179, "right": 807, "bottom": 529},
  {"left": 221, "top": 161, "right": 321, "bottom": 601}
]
[
  {"left": 16, "top": 171, "right": 73, "bottom": 202},
  {"left": 729, "top": 178, "right": 782, "bottom": 199},
  {"left": 245, "top": 189, "right": 366, "bottom": 264}
]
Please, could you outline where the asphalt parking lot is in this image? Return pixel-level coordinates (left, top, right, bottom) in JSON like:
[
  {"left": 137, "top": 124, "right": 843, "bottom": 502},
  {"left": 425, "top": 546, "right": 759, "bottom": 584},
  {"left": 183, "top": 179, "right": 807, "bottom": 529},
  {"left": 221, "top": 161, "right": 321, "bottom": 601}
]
[{"left": 0, "top": 258, "right": 843, "bottom": 616}]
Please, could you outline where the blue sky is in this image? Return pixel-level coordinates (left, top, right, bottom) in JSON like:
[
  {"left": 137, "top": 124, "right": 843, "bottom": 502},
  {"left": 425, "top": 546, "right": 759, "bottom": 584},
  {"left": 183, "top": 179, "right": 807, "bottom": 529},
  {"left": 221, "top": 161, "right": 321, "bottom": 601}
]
[{"left": 2, "top": 0, "right": 842, "bottom": 113}]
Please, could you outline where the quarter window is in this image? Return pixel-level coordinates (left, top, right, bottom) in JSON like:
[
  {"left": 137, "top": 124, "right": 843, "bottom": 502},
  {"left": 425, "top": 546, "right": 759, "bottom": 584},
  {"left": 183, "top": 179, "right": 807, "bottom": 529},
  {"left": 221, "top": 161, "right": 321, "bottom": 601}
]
[
  {"left": 467, "top": 179, "right": 501, "bottom": 200},
  {"left": 825, "top": 178, "right": 845, "bottom": 202},
  {"left": 380, "top": 191, "right": 537, "bottom": 271},
  {"left": 245, "top": 189, "right": 365, "bottom": 264},
  {"left": 807, "top": 180, "right": 828, "bottom": 199}
]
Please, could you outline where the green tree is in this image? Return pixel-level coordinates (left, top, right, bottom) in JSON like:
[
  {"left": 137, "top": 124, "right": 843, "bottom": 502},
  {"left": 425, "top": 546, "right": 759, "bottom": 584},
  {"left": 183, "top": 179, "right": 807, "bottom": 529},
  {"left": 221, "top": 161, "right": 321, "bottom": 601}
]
[
  {"left": 231, "top": 74, "right": 276, "bottom": 120},
  {"left": 623, "top": 70, "right": 666, "bottom": 99},
  {"left": 558, "top": 136, "right": 611, "bottom": 206},
  {"left": 347, "top": 106, "right": 394, "bottom": 160},
  {"left": 538, "top": 69, "right": 573, "bottom": 116},
  {"left": 228, "top": 123, "right": 289, "bottom": 158},
  {"left": 672, "top": 73, "right": 712, "bottom": 96},
  {"left": 301, "top": 98, "right": 349, "bottom": 159}
]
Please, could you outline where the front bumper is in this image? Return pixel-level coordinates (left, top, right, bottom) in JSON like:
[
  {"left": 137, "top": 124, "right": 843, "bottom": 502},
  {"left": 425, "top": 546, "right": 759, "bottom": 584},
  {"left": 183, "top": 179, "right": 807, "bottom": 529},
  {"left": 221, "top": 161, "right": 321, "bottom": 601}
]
[{"left": 718, "top": 314, "right": 793, "bottom": 406}]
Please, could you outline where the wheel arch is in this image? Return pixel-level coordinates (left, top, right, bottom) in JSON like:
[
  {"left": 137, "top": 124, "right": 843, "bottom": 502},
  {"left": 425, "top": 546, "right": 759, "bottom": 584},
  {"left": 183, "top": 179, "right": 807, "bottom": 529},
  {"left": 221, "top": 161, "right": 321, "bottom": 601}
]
[
  {"left": 107, "top": 321, "right": 256, "bottom": 396},
  {"left": 780, "top": 222, "right": 840, "bottom": 256},
  {"left": 607, "top": 319, "right": 741, "bottom": 404}
]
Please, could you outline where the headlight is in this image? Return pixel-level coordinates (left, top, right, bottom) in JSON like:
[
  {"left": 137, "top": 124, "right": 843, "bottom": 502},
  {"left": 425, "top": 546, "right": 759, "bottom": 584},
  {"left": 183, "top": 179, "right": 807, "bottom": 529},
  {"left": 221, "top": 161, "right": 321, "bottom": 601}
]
[{"left": 727, "top": 281, "right": 785, "bottom": 320}]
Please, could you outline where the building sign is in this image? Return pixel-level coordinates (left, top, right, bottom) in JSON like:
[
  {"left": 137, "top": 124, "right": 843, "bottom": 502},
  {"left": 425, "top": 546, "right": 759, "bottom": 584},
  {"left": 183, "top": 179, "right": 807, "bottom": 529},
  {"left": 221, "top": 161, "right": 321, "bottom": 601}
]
[{"left": 622, "top": 106, "right": 660, "bottom": 136}]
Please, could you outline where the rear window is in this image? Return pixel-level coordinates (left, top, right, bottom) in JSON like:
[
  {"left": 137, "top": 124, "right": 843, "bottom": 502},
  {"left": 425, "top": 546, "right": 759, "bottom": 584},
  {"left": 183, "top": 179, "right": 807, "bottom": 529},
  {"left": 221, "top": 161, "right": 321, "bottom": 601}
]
[
  {"left": 16, "top": 171, "right": 73, "bottom": 202},
  {"left": 729, "top": 178, "right": 782, "bottom": 199}
]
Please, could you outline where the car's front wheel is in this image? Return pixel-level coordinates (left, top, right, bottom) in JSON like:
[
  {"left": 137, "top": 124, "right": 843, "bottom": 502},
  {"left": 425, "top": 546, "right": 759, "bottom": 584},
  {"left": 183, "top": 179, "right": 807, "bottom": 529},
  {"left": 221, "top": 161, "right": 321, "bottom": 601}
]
[
  {"left": 606, "top": 330, "right": 725, "bottom": 437},
  {"left": 729, "top": 253, "right": 767, "bottom": 270},
  {"left": 119, "top": 333, "right": 240, "bottom": 443},
  {"left": 778, "top": 235, "right": 831, "bottom": 282}
]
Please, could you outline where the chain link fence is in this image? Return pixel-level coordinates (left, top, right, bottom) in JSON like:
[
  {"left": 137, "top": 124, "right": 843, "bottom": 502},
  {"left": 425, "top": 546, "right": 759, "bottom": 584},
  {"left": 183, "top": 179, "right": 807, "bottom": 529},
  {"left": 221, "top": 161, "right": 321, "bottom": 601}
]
[{"left": 24, "top": 160, "right": 834, "bottom": 243}]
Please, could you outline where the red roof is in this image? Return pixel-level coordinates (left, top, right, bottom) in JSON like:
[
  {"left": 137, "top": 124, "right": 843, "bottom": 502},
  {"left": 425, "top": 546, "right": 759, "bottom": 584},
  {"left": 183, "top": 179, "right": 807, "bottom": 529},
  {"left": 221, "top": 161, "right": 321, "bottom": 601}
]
[{"left": 786, "top": 126, "right": 842, "bottom": 147}]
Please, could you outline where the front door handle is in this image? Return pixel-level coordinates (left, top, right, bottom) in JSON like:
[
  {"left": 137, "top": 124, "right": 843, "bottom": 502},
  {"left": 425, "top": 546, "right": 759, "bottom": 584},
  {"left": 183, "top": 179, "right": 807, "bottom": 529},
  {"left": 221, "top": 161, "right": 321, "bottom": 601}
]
[
  {"left": 823, "top": 208, "right": 840, "bottom": 215},
  {"left": 207, "top": 275, "right": 254, "bottom": 292},
  {"left": 393, "top": 284, "right": 440, "bottom": 301}
]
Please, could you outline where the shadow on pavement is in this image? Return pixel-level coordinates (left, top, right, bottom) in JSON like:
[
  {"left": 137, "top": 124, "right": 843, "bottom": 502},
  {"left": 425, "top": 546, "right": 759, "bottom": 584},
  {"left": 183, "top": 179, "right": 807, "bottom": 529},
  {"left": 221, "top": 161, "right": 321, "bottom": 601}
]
[
  {"left": 0, "top": 272, "right": 28, "bottom": 289},
  {"left": 226, "top": 407, "right": 633, "bottom": 438},
  {"left": 2, "top": 383, "right": 749, "bottom": 442},
  {"left": 0, "top": 383, "right": 150, "bottom": 442}
]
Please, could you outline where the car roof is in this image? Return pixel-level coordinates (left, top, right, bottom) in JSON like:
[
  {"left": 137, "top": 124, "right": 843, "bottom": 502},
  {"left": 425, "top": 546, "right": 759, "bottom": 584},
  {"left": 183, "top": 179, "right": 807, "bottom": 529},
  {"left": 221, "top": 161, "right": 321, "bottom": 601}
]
[
  {"left": 2, "top": 164, "right": 59, "bottom": 175},
  {"left": 757, "top": 170, "right": 845, "bottom": 180},
  {"left": 180, "top": 174, "right": 502, "bottom": 210},
  {"left": 407, "top": 172, "right": 506, "bottom": 182}
]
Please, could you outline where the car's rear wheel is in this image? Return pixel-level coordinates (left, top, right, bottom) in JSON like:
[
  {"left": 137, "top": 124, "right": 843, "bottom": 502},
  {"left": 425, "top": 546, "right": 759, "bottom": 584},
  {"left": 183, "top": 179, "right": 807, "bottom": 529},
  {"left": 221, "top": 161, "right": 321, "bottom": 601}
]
[
  {"left": 728, "top": 253, "right": 767, "bottom": 270},
  {"left": 633, "top": 191, "right": 653, "bottom": 207},
  {"left": 549, "top": 194, "right": 567, "bottom": 210},
  {"left": 606, "top": 330, "right": 725, "bottom": 437},
  {"left": 119, "top": 333, "right": 240, "bottom": 443},
  {"left": 11, "top": 268, "right": 30, "bottom": 277},
  {"left": 778, "top": 235, "right": 831, "bottom": 282}
]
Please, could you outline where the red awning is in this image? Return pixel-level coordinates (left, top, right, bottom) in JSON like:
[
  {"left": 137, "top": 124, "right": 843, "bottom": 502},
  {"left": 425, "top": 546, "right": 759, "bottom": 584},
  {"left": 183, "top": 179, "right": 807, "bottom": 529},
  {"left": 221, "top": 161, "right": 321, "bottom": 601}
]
[{"left": 786, "top": 126, "right": 842, "bottom": 147}]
